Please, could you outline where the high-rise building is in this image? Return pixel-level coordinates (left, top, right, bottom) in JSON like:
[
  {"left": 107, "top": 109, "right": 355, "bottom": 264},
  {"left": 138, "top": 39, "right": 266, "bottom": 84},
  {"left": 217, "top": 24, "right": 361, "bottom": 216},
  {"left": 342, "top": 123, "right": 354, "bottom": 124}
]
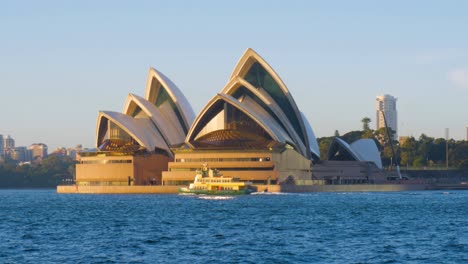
[
  {"left": 4, "top": 135, "right": 15, "bottom": 150},
  {"left": 376, "top": 94, "right": 398, "bottom": 139},
  {"left": 28, "top": 143, "right": 48, "bottom": 163},
  {"left": 11, "top": 146, "right": 29, "bottom": 163},
  {"left": 3, "top": 135, "right": 15, "bottom": 159},
  {"left": 0, "top": 134, "right": 4, "bottom": 157}
]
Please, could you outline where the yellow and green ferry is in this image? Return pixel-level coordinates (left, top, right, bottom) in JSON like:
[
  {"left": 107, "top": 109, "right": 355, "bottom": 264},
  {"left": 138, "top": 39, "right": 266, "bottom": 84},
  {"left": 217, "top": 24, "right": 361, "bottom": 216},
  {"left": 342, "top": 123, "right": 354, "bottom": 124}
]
[{"left": 179, "top": 165, "right": 253, "bottom": 195}]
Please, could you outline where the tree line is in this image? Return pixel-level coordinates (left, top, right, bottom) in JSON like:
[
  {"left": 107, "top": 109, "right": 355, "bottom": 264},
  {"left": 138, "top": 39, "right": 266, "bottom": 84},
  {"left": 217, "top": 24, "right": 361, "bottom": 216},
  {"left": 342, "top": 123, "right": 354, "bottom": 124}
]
[
  {"left": 0, "top": 154, "right": 75, "bottom": 188},
  {"left": 318, "top": 117, "right": 468, "bottom": 169}
]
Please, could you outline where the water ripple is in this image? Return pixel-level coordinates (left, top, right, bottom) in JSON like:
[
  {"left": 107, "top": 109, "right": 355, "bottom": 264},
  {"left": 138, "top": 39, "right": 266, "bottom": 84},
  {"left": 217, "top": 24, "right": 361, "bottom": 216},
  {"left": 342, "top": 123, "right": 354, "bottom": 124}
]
[{"left": 0, "top": 190, "right": 467, "bottom": 263}]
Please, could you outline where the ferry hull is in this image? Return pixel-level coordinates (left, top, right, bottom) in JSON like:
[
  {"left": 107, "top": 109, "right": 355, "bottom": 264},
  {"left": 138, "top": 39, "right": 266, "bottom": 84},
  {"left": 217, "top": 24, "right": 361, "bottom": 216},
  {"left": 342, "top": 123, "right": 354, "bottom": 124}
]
[{"left": 179, "top": 188, "right": 252, "bottom": 195}]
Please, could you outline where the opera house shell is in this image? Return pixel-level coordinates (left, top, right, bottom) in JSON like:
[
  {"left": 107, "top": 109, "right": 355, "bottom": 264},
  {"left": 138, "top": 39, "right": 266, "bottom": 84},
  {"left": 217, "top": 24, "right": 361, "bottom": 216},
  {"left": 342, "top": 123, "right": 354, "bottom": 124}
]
[
  {"left": 75, "top": 68, "right": 195, "bottom": 186},
  {"left": 327, "top": 138, "right": 382, "bottom": 169},
  {"left": 314, "top": 137, "right": 385, "bottom": 184},
  {"left": 162, "top": 48, "right": 320, "bottom": 185}
]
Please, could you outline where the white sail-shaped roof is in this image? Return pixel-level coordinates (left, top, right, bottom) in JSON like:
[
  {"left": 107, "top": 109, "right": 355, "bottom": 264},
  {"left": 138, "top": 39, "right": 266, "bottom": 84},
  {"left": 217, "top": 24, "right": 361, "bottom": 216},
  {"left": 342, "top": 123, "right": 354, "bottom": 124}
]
[
  {"left": 327, "top": 137, "right": 362, "bottom": 161},
  {"left": 236, "top": 95, "right": 295, "bottom": 146},
  {"left": 123, "top": 93, "right": 186, "bottom": 147},
  {"left": 144, "top": 68, "right": 195, "bottom": 133},
  {"left": 301, "top": 112, "right": 320, "bottom": 159},
  {"left": 186, "top": 93, "right": 294, "bottom": 146},
  {"left": 221, "top": 77, "right": 307, "bottom": 156},
  {"left": 327, "top": 137, "right": 382, "bottom": 168},
  {"left": 228, "top": 48, "right": 310, "bottom": 158},
  {"left": 351, "top": 139, "right": 382, "bottom": 169},
  {"left": 88, "top": 66, "right": 194, "bottom": 157},
  {"left": 95, "top": 111, "right": 170, "bottom": 155}
]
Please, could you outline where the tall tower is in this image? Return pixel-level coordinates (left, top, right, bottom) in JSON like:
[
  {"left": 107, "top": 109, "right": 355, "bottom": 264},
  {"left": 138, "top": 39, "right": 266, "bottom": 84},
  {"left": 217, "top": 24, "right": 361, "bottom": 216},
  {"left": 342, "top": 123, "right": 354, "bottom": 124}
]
[
  {"left": 376, "top": 94, "right": 398, "bottom": 139},
  {"left": 3, "top": 135, "right": 15, "bottom": 159},
  {"left": 4, "top": 135, "right": 15, "bottom": 151},
  {"left": 0, "top": 134, "right": 4, "bottom": 157}
]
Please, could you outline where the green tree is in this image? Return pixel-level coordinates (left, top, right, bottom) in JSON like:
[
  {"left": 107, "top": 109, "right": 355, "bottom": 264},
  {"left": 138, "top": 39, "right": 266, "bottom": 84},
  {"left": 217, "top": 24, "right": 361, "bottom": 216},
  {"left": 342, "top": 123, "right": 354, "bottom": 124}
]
[
  {"left": 0, "top": 154, "right": 76, "bottom": 188},
  {"left": 341, "top": 130, "right": 364, "bottom": 144},
  {"left": 413, "top": 156, "right": 426, "bottom": 167},
  {"left": 361, "top": 117, "right": 371, "bottom": 131},
  {"left": 400, "top": 136, "right": 418, "bottom": 167},
  {"left": 362, "top": 129, "right": 374, "bottom": 139},
  {"left": 450, "top": 142, "right": 468, "bottom": 168},
  {"left": 373, "top": 127, "right": 398, "bottom": 168},
  {"left": 318, "top": 137, "right": 334, "bottom": 160},
  {"left": 430, "top": 138, "right": 447, "bottom": 166},
  {"left": 417, "top": 134, "right": 434, "bottom": 165}
]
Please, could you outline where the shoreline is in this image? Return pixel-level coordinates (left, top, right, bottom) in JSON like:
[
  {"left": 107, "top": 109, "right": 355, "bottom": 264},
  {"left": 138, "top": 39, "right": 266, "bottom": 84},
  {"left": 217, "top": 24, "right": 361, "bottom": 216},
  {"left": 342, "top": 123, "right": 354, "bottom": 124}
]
[{"left": 56, "top": 183, "right": 468, "bottom": 194}]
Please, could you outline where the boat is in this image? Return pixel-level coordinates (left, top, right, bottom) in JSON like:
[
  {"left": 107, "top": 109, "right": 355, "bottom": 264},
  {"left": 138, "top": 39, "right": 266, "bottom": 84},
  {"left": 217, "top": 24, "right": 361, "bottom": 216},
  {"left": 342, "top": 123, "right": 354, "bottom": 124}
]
[{"left": 179, "top": 164, "right": 253, "bottom": 195}]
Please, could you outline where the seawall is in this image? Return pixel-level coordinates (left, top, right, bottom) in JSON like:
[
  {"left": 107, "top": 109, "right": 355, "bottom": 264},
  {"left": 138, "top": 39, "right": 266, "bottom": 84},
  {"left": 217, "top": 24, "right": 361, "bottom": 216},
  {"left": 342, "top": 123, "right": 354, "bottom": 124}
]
[
  {"left": 57, "top": 185, "right": 179, "bottom": 194},
  {"left": 276, "top": 184, "right": 431, "bottom": 193},
  {"left": 58, "top": 183, "right": 437, "bottom": 194}
]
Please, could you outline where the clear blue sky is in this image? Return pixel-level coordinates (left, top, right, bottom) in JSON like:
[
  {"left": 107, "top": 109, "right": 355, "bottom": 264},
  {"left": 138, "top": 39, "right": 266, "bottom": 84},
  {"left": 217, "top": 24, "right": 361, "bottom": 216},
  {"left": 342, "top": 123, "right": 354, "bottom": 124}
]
[{"left": 1, "top": 0, "right": 467, "bottom": 151}]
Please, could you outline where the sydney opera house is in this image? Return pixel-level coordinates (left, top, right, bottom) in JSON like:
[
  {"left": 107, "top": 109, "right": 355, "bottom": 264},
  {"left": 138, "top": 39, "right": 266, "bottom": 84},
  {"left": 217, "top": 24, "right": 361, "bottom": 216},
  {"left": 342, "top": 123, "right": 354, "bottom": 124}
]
[{"left": 72, "top": 48, "right": 385, "bottom": 191}]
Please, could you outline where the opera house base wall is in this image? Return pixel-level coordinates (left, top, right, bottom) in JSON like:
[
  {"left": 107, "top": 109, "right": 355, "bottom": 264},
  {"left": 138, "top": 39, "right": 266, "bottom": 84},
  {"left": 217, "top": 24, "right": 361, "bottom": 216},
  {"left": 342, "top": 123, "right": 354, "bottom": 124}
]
[
  {"left": 272, "top": 148, "right": 312, "bottom": 182},
  {"left": 76, "top": 153, "right": 172, "bottom": 186},
  {"left": 310, "top": 160, "right": 387, "bottom": 184},
  {"left": 133, "top": 154, "right": 172, "bottom": 185}
]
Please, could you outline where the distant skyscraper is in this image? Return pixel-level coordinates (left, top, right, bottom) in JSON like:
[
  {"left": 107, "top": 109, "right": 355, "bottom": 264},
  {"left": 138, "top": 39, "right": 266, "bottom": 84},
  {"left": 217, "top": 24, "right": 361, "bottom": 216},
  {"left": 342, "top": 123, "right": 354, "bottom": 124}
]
[
  {"left": 3, "top": 135, "right": 15, "bottom": 159},
  {"left": 3, "top": 135, "right": 15, "bottom": 160},
  {"left": 4, "top": 135, "right": 15, "bottom": 150},
  {"left": 376, "top": 94, "right": 398, "bottom": 139},
  {"left": 466, "top": 126, "right": 468, "bottom": 141},
  {"left": 0, "top": 134, "right": 4, "bottom": 157},
  {"left": 28, "top": 143, "right": 48, "bottom": 163},
  {"left": 11, "top": 147, "right": 28, "bottom": 163}
]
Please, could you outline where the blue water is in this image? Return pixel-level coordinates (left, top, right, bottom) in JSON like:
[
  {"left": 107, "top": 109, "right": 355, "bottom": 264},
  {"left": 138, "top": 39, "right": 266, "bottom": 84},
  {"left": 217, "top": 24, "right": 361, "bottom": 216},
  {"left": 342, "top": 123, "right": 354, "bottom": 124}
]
[{"left": 0, "top": 190, "right": 467, "bottom": 263}]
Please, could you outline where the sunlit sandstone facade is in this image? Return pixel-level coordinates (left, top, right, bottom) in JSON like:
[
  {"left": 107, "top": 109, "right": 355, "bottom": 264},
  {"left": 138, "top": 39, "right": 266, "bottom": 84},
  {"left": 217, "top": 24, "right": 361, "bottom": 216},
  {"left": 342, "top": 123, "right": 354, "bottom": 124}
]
[
  {"left": 163, "top": 148, "right": 312, "bottom": 185},
  {"left": 162, "top": 49, "right": 319, "bottom": 185},
  {"left": 75, "top": 68, "right": 195, "bottom": 186},
  {"left": 77, "top": 153, "right": 171, "bottom": 185}
]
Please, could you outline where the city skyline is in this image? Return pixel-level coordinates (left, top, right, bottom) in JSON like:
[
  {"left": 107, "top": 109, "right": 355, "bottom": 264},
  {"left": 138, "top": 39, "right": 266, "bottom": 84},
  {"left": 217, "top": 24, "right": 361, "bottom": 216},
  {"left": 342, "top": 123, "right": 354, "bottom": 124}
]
[
  {"left": 0, "top": 133, "right": 84, "bottom": 163},
  {"left": 1, "top": 1, "right": 468, "bottom": 151}
]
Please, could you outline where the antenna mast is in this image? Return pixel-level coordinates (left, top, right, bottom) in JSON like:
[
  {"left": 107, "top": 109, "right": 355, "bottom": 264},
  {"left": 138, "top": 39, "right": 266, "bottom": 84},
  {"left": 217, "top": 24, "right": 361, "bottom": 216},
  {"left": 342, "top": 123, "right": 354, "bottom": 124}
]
[{"left": 381, "top": 111, "right": 402, "bottom": 179}]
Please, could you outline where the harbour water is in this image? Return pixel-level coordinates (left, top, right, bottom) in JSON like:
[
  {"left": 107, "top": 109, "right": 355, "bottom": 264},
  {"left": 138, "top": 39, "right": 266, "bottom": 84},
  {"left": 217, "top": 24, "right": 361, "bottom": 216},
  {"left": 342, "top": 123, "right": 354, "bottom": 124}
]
[{"left": 1, "top": 190, "right": 467, "bottom": 263}]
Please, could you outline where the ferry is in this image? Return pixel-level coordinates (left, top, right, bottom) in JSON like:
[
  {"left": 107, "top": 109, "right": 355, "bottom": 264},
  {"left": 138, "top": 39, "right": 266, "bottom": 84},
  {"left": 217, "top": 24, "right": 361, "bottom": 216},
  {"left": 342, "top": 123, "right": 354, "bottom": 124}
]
[{"left": 179, "top": 165, "right": 253, "bottom": 195}]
